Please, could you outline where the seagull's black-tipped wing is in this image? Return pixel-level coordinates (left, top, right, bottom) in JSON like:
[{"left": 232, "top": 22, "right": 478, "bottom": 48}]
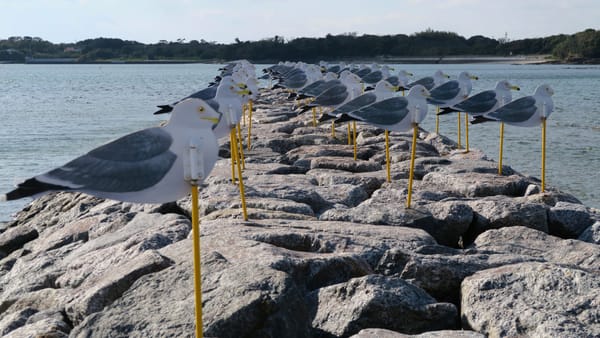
[
  {"left": 349, "top": 97, "right": 410, "bottom": 125},
  {"left": 408, "top": 76, "right": 434, "bottom": 90},
  {"left": 320, "top": 93, "right": 377, "bottom": 122},
  {"left": 48, "top": 128, "right": 176, "bottom": 193},
  {"left": 487, "top": 96, "right": 537, "bottom": 123},
  {"left": 427, "top": 80, "right": 460, "bottom": 105},
  {"left": 313, "top": 85, "right": 349, "bottom": 106},
  {"left": 452, "top": 90, "right": 499, "bottom": 114},
  {"left": 361, "top": 70, "right": 383, "bottom": 84}
]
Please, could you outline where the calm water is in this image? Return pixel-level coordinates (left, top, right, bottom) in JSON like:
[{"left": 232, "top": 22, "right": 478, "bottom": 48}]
[{"left": 1, "top": 63, "right": 599, "bottom": 222}]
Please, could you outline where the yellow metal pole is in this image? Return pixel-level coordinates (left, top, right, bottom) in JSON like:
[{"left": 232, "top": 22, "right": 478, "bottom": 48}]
[
  {"left": 236, "top": 124, "right": 245, "bottom": 170},
  {"left": 457, "top": 112, "right": 462, "bottom": 149},
  {"left": 406, "top": 123, "right": 418, "bottom": 208},
  {"left": 541, "top": 118, "right": 546, "bottom": 192},
  {"left": 347, "top": 123, "right": 351, "bottom": 145},
  {"left": 465, "top": 113, "right": 469, "bottom": 153},
  {"left": 385, "top": 130, "right": 391, "bottom": 183},
  {"left": 498, "top": 122, "right": 504, "bottom": 175},
  {"left": 247, "top": 100, "right": 253, "bottom": 150},
  {"left": 312, "top": 107, "right": 317, "bottom": 127},
  {"left": 230, "top": 126, "right": 249, "bottom": 221},
  {"left": 435, "top": 107, "right": 440, "bottom": 133},
  {"left": 242, "top": 104, "right": 246, "bottom": 126},
  {"left": 353, "top": 121, "right": 357, "bottom": 161},
  {"left": 190, "top": 185, "right": 203, "bottom": 338},
  {"left": 331, "top": 121, "right": 336, "bottom": 138},
  {"left": 230, "top": 130, "right": 237, "bottom": 184}
]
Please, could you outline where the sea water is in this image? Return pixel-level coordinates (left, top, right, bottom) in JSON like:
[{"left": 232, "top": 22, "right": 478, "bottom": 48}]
[{"left": 1, "top": 63, "right": 599, "bottom": 222}]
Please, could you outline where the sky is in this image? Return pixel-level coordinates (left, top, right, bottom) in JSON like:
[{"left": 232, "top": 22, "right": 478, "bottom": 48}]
[{"left": 1, "top": 0, "right": 599, "bottom": 44}]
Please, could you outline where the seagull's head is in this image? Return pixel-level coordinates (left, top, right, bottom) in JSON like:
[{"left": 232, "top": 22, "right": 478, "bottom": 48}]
[
  {"left": 407, "top": 84, "right": 431, "bottom": 98},
  {"left": 535, "top": 84, "right": 555, "bottom": 96},
  {"left": 435, "top": 70, "right": 450, "bottom": 79},
  {"left": 374, "top": 80, "right": 396, "bottom": 93},
  {"left": 217, "top": 76, "right": 251, "bottom": 99},
  {"left": 169, "top": 98, "right": 221, "bottom": 129},
  {"left": 497, "top": 80, "right": 520, "bottom": 91},
  {"left": 460, "top": 71, "right": 479, "bottom": 81}
]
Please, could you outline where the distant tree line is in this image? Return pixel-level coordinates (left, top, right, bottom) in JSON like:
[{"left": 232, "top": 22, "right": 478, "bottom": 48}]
[{"left": 1, "top": 29, "right": 599, "bottom": 63}]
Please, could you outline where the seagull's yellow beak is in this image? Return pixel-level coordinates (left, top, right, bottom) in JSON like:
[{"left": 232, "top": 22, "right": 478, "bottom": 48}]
[
  {"left": 392, "top": 85, "right": 401, "bottom": 92},
  {"left": 511, "top": 85, "right": 521, "bottom": 91},
  {"left": 201, "top": 116, "right": 220, "bottom": 125},
  {"left": 408, "top": 72, "right": 414, "bottom": 76},
  {"left": 470, "top": 75, "right": 479, "bottom": 80},
  {"left": 236, "top": 89, "right": 252, "bottom": 96}
]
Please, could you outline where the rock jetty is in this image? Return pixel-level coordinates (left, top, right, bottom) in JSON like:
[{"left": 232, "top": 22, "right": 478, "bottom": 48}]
[{"left": 1, "top": 88, "right": 599, "bottom": 337}]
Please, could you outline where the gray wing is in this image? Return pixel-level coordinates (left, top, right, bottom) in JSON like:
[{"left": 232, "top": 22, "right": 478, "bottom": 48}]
[
  {"left": 330, "top": 93, "right": 377, "bottom": 116},
  {"left": 44, "top": 128, "right": 177, "bottom": 193},
  {"left": 427, "top": 80, "right": 460, "bottom": 105},
  {"left": 408, "top": 77, "right": 434, "bottom": 90},
  {"left": 355, "top": 68, "right": 372, "bottom": 77},
  {"left": 299, "top": 80, "right": 324, "bottom": 95},
  {"left": 205, "top": 99, "right": 220, "bottom": 112},
  {"left": 487, "top": 96, "right": 537, "bottom": 123},
  {"left": 385, "top": 76, "right": 399, "bottom": 87},
  {"left": 350, "top": 97, "right": 410, "bottom": 125},
  {"left": 304, "top": 80, "right": 341, "bottom": 97},
  {"left": 314, "top": 85, "right": 349, "bottom": 106},
  {"left": 162, "top": 86, "right": 216, "bottom": 109},
  {"left": 453, "top": 90, "right": 498, "bottom": 114},
  {"left": 186, "top": 86, "right": 217, "bottom": 101},
  {"left": 281, "top": 71, "right": 307, "bottom": 89},
  {"left": 361, "top": 70, "right": 383, "bottom": 84}
]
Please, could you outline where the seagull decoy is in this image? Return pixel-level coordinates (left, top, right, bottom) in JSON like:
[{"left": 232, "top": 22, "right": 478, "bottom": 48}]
[{"left": 2, "top": 98, "right": 221, "bottom": 203}]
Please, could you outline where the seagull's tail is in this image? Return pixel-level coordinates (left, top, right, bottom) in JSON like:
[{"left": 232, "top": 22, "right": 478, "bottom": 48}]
[
  {"left": 154, "top": 105, "right": 174, "bottom": 115},
  {"left": 297, "top": 104, "right": 315, "bottom": 114},
  {"left": 334, "top": 113, "right": 356, "bottom": 123},
  {"left": 3, "top": 178, "right": 68, "bottom": 201},
  {"left": 470, "top": 116, "right": 495, "bottom": 124},
  {"left": 0, "top": 194, "right": 6, "bottom": 202},
  {"left": 287, "top": 92, "right": 298, "bottom": 100},
  {"left": 437, "top": 107, "right": 459, "bottom": 115},
  {"left": 318, "top": 113, "right": 336, "bottom": 123},
  {"left": 272, "top": 83, "right": 285, "bottom": 90}
]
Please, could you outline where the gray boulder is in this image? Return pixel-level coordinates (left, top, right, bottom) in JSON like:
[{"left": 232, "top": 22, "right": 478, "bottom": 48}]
[
  {"left": 579, "top": 221, "right": 600, "bottom": 244},
  {"left": 466, "top": 195, "right": 549, "bottom": 241},
  {"left": 461, "top": 261, "right": 600, "bottom": 337},
  {"left": 422, "top": 172, "right": 529, "bottom": 198},
  {"left": 351, "top": 328, "right": 485, "bottom": 338},
  {"left": 549, "top": 201, "right": 595, "bottom": 237},
  {"left": 310, "top": 274, "right": 458, "bottom": 337}
]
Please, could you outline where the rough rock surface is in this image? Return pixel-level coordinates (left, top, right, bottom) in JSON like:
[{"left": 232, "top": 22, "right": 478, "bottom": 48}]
[
  {"left": 461, "top": 262, "right": 600, "bottom": 337},
  {"left": 0, "top": 87, "right": 598, "bottom": 337}
]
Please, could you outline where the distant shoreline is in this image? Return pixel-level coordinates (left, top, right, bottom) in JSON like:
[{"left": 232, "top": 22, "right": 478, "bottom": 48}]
[{"left": 3, "top": 55, "right": 597, "bottom": 65}]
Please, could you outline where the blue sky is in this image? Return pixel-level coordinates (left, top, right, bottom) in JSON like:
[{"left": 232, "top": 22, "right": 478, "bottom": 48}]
[{"left": 1, "top": 0, "right": 598, "bottom": 44}]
